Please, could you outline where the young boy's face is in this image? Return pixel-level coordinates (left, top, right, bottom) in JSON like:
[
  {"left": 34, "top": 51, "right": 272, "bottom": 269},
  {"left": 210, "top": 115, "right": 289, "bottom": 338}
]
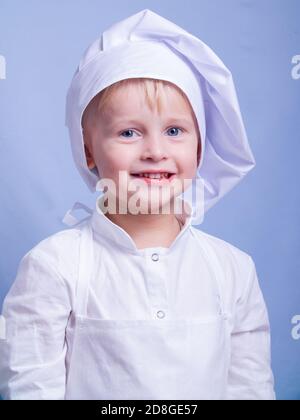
[{"left": 83, "top": 82, "right": 201, "bottom": 214}]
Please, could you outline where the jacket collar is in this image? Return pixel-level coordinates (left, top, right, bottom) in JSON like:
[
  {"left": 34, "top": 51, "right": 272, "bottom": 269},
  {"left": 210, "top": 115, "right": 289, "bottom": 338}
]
[{"left": 90, "top": 195, "right": 193, "bottom": 255}]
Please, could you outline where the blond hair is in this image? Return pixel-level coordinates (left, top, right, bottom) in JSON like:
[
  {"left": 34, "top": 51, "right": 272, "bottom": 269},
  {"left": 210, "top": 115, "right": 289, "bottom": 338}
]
[{"left": 82, "top": 77, "right": 201, "bottom": 164}]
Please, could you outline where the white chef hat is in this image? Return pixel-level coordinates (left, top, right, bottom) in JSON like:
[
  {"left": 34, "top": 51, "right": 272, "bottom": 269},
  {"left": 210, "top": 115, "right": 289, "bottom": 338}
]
[{"left": 65, "top": 8, "right": 255, "bottom": 225}]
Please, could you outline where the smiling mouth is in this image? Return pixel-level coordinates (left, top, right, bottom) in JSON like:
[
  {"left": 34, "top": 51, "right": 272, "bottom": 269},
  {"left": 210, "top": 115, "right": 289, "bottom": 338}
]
[
  {"left": 130, "top": 173, "right": 177, "bottom": 185},
  {"left": 131, "top": 173, "right": 176, "bottom": 186},
  {"left": 131, "top": 173, "right": 174, "bottom": 178}
]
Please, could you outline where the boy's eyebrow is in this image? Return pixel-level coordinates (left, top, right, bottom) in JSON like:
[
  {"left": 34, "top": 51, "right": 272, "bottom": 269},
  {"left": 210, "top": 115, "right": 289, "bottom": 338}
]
[{"left": 106, "top": 116, "right": 194, "bottom": 127}]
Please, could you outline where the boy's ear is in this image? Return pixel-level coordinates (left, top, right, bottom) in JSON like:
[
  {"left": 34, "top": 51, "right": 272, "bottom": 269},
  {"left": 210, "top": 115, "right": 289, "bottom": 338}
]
[{"left": 84, "top": 143, "right": 96, "bottom": 170}]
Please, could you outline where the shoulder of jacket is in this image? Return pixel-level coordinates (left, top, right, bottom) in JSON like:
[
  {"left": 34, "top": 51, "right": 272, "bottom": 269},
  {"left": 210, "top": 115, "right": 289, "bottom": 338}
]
[
  {"left": 190, "top": 226, "right": 254, "bottom": 274},
  {"left": 30, "top": 225, "right": 81, "bottom": 255},
  {"left": 190, "top": 227, "right": 258, "bottom": 304},
  {"left": 22, "top": 224, "right": 83, "bottom": 282}
]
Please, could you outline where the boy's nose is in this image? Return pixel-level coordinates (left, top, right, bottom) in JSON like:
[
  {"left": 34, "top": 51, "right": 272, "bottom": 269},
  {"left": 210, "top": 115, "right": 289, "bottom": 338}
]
[{"left": 140, "top": 136, "right": 169, "bottom": 161}]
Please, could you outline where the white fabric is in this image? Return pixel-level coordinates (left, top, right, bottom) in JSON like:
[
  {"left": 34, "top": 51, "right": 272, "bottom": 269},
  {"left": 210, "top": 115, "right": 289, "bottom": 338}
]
[
  {"left": 0, "top": 198, "right": 275, "bottom": 400},
  {"left": 65, "top": 8, "right": 256, "bottom": 222}
]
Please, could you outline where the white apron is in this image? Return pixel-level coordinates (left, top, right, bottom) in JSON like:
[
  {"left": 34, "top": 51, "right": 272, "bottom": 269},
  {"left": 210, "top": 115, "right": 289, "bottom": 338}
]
[{"left": 64, "top": 219, "right": 231, "bottom": 400}]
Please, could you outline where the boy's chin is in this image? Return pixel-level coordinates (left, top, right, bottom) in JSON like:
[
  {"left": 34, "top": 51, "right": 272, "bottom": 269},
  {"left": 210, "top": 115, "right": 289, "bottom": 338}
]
[
  {"left": 102, "top": 190, "right": 179, "bottom": 215},
  {"left": 122, "top": 194, "right": 176, "bottom": 216}
]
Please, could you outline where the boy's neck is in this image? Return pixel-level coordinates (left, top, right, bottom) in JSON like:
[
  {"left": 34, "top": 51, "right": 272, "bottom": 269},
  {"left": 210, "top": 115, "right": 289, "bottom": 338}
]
[{"left": 104, "top": 211, "right": 183, "bottom": 249}]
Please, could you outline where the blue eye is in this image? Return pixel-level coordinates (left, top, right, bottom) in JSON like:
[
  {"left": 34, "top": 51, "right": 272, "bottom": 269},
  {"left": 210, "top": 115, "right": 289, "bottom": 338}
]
[
  {"left": 120, "top": 129, "right": 136, "bottom": 138},
  {"left": 119, "top": 127, "right": 184, "bottom": 139},
  {"left": 167, "top": 127, "right": 183, "bottom": 136}
]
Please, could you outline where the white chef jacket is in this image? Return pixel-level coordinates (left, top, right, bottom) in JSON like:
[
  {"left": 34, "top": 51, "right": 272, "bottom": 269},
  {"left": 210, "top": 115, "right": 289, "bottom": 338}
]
[{"left": 0, "top": 199, "right": 276, "bottom": 400}]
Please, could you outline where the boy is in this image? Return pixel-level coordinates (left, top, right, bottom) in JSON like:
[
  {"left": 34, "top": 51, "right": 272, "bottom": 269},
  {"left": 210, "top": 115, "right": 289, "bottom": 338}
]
[{"left": 0, "top": 9, "right": 275, "bottom": 400}]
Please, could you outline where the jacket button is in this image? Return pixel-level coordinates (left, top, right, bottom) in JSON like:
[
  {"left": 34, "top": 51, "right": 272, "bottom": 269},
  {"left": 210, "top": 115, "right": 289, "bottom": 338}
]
[
  {"left": 156, "top": 310, "right": 165, "bottom": 319},
  {"left": 151, "top": 253, "right": 159, "bottom": 261}
]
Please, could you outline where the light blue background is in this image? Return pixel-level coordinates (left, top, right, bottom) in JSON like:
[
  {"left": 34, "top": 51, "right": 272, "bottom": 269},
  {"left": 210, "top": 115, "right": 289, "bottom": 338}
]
[{"left": 0, "top": 0, "right": 299, "bottom": 400}]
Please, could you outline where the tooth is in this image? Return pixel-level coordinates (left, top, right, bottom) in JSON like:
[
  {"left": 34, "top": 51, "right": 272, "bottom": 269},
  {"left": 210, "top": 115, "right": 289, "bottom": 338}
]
[{"left": 137, "top": 173, "right": 170, "bottom": 179}]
